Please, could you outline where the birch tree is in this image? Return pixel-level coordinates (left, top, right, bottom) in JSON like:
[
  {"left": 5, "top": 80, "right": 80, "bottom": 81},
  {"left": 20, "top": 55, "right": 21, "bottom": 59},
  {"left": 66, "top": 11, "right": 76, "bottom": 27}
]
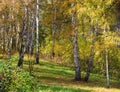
[
  {"left": 35, "top": 0, "right": 39, "bottom": 64},
  {"left": 72, "top": 0, "right": 81, "bottom": 81}
]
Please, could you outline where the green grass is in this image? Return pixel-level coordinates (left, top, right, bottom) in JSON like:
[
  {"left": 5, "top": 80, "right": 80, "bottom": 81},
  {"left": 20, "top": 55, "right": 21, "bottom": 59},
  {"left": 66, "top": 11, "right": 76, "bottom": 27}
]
[{"left": 0, "top": 55, "right": 120, "bottom": 92}]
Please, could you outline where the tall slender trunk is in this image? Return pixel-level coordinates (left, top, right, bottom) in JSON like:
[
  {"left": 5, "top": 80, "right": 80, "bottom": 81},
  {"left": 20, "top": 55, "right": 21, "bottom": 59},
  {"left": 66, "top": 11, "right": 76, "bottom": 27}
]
[
  {"left": 7, "top": 0, "right": 15, "bottom": 61},
  {"left": 105, "top": 49, "right": 109, "bottom": 88},
  {"left": 73, "top": 28, "right": 81, "bottom": 80},
  {"left": 18, "top": 6, "right": 27, "bottom": 67},
  {"left": 84, "top": 40, "right": 94, "bottom": 82},
  {"left": 11, "top": 0, "right": 16, "bottom": 50},
  {"left": 18, "top": 21, "right": 26, "bottom": 67},
  {"left": 84, "top": 25, "right": 97, "bottom": 82},
  {"left": 18, "top": 38, "right": 25, "bottom": 67},
  {"left": 104, "top": 25, "right": 110, "bottom": 88},
  {"left": 5, "top": 9, "right": 11, "bottom": 61},
  {"left": 30, "top": 13, "right": 36, "bottom": 55},
  {"left": 51, "top": 0, "right": 57, "bottom": 58},
  {"left": 29, "top": 14, "right": 35, "bottom": 55},
  {"left": 36, "top": 0, "right": 39, "bottom": 64},
  {"left": 72, "top": 1, "right": 81, "bottom": 81},
  {"left": 26, "top": 6, "right": 30, "bottom": 54}
]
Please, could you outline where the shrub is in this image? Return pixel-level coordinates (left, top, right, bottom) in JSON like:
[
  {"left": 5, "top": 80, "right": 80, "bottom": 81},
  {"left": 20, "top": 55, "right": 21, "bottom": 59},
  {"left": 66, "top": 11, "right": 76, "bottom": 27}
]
[{"left": 0, "top": 62, "right": 38, "bottom": 92}]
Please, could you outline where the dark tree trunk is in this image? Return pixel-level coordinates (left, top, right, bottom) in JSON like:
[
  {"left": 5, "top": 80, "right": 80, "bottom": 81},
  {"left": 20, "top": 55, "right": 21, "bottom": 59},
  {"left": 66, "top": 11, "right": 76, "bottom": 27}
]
[
  {"left": 18, "top": 6, "right": 28, "bottom": 67},
  {"left": 18, "top": 39, "right": 25, "bottom": 67},
  {"left": 84, "top": 40, "right": 94, "bottom": 82},
  {"left": 84, "top": 25, "right": 97, "bottom": 82},
  {"left": 18, "top": 20, "right": 26, "bottom": 67}
]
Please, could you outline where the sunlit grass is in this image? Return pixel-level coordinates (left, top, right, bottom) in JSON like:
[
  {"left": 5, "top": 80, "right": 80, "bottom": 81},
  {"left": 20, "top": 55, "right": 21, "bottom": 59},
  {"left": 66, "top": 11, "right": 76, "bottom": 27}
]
[{"left": 0, "top": 55, "right": 120, "bottom": 92}]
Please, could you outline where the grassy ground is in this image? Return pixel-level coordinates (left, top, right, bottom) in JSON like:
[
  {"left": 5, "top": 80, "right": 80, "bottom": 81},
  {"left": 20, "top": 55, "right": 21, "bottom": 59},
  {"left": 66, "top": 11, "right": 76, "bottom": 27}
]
[{"left": 0, "top": 55, "right": 120, "bottom": 92}]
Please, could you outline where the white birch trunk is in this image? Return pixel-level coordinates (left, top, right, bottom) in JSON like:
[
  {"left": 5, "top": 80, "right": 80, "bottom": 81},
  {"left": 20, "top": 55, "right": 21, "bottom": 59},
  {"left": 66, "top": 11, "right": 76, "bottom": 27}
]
[
  {"left": 104, "top": 25, "right": 110, "bottom": 88},
  {"left": 72, "top": 1, "right": 81, "bottom": 81},
  {"left": 36, "top": 0, "right": 39, "bottom": 63},
  {"left": 105, "top": 49, "right": 109, "bottom": 88}
]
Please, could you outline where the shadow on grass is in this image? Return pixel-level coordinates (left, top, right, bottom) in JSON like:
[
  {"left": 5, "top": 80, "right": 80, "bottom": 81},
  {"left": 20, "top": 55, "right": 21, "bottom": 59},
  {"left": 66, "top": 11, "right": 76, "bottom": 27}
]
[
  {"left": 38, "top": 84, "right": 91, "bottom": 92},
  {"left": 1, "top": 56, "right": 120, "bottom": 90},
  {"left": 35, "top": 67, "right": 74, "bottom": 77},
  {"left": 32, "top": 61, "right": 120, "bottom": 90}
]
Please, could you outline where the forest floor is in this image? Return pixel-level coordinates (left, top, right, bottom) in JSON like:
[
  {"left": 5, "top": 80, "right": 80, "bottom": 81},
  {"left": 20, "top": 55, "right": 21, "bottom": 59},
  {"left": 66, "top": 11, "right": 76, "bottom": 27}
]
[{"left": 0, "top": 55, "right": 120, "bottom": 92}]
